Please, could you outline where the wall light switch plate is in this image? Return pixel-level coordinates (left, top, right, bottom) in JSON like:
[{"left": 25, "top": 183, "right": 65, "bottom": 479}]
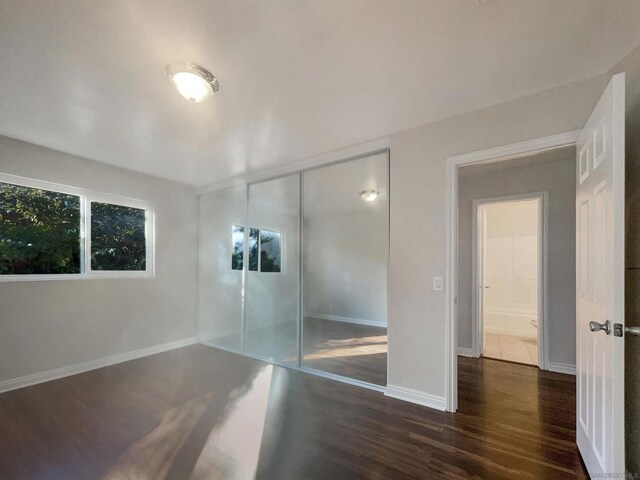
[{"left": 433, "top": 276, "right": 444, "bottom": 291}]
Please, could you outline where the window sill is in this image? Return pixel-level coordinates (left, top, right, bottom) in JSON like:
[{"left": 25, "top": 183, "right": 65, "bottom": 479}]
[{"left": 0, "top": 271, "right": 155, "bottom": 282}]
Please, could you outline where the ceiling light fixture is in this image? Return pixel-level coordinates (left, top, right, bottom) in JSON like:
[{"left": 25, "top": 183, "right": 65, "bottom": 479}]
[
  {"left": 165, "top": 63, "right": 219, "bottom": 103},
  {"left": 359, "top": 189, "right": 380, "bottom": 202}
]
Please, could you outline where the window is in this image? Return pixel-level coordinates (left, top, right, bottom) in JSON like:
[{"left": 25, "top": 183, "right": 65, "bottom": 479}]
[
  {"left": 231, "top": 226, "right": 282, "bottom": 273},
  {"left": 260, "top": 229, "right": 281, "bottom": 273},
  {"left": 91, "top": 203, "right": 147, "bottom": 271},
  {"left": 0, "top": 182, "right": 81, "bottom": 274},
  {"left": 231, "top": 225, "right": 244, "bottom": 270},
  {"left": 248, "top": 228, "right": 259, "bottom": 272},
  {"left": 0, "top": 173, "right": 154, "bottom": 280}
]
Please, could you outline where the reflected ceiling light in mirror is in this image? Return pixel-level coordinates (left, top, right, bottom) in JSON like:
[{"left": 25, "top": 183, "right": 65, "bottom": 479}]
[
  {"left": 359, "top": 189, "right": 380, "bottom": 202},
  {"left": 165, "top": 63, "right": 219, "bottom": 103}
]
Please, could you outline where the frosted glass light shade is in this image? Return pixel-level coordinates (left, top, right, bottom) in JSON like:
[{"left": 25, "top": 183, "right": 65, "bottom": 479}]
[
  {"left": 166, "top": 63, "right": 219, "bottom": 103},
  {"left": 359, "top": 189, "right": 380, "bottom": 202}
]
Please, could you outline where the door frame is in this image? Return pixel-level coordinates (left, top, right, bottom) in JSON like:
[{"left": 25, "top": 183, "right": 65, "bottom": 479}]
[
  {"left": 445, "top": 129, "right": 580, "bottom": 412},
  {"left": 472, "top": 192, "right": 548, "bottom": 369}
]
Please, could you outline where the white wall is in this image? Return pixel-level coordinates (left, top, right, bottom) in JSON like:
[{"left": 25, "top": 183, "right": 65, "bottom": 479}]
[
  {"left": 0, "top": 135, "right": 199, "bottom": 383},
  {"left": 482, "top": 200, "right": 539, "bottom": 339},
  {"left": 388, "top": 72, "right": 608, "bottom": 400},
  {"left": 303, "top": 210, "right": 388, "bottom": 326}
]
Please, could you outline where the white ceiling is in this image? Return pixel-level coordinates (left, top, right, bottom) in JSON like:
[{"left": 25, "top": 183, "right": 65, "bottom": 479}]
[{"left": 1, "top": 1, "right": 639, "bottom": 187}]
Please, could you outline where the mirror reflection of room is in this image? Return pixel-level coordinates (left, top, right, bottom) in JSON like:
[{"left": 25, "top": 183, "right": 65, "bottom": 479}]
[{"left": 302, "top": 153, "right": 389, "bottom": 386}]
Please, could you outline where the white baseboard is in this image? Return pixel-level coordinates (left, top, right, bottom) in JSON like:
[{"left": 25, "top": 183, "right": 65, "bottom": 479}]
[
  {"left": 457, "top": 347, "right": 475, "bottom": 357},
  {"left": 0, "top": 337, "right": 198, "bottom": 394},
  {"left": 385, "top": 384, "right": 447, "bottom": 411},
  {"left": 546, "top": 361, "right": 576, "bottom": 375},
  {"left": 308, "top": 313, "right": 387, "bottom": 328}
]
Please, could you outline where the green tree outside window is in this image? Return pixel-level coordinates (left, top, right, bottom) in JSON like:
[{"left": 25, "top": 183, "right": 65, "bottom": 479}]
[
  {"left": 0, "top": 182, "right": 81, "bottom": 274},
  {"left": 91, "top": 203, "right": 146, "bottom": 271}
]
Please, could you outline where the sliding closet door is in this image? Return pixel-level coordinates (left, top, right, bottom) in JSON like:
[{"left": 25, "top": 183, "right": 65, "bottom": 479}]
[
  {"left": 244, "top": 174, "right": 300, "bottom": 366},
  {"left": 302, "top": 153, "right": 388, "bottom": 385},
  {"left": 198, "top": 184, "right": 247, "bottom": 352}
]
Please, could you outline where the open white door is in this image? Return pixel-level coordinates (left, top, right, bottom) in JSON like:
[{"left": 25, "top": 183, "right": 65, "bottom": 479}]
[{"left": 576, "top": 72, "right": 625, "bottom": 476}]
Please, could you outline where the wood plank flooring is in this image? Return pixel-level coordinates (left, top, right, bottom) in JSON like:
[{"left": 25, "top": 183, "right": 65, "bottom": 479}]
[
  {"left": 207, "top": 317, "right": 388, "bottom": 385},
  {"left": 0, "top": 345, "right": 588, "bottom": 479},
  {"left": 303, "top": 317, "right": 387, "bottom": 385}
]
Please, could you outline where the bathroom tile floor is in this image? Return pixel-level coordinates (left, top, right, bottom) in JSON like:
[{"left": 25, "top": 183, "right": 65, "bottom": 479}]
[{"left": 483, "top": 333, "right": 538, "bottom": 366}]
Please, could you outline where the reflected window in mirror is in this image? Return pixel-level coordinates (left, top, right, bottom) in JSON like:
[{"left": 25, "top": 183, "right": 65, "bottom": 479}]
[
  {"left": 248, "top": 228, "right": 259, "bottom": 271},
  {"left": 231, "top": 225, "right": 244, "bottom": 271},
  {"left": 260, "top": 229, "right": 281, "bottom": 273}
]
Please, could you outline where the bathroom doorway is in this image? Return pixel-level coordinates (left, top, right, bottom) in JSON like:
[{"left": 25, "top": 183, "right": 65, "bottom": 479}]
[{"left": 475, "top": 194, "right": 545, "bottom": 367}]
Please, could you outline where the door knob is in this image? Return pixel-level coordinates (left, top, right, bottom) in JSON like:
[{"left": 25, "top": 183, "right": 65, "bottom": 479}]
[
  {"left": 625, "top": 326, "right": 640, "bottom": 336},
  {"left": 589, "top": 320, "right": 611, "bottom": 335}
]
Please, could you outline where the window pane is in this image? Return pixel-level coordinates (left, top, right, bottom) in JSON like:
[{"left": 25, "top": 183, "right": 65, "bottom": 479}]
[
  {"left": 231, "top": 225, "right": 244, "bottom": 270},
  {"left": 260, "top": 230, "right": 281, "bottom": 273},
  {"left": 248, "top": 228, "right": 259, "bottom": 271},
  {"left": 91, "top": 202, "right": 146, "bottom": 271},
  {"left": 0, "top": 182, "right": 81, "bottom": 274}
]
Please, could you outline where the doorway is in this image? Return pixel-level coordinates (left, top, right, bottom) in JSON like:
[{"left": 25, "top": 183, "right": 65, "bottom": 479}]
[
  {"left": 444, "top": 74, "right": 624, "bottom": 474},
  {"left": 475, "top": 195, "right": 544, "bottom": 367},
  {"left": 446, "top": 132, "right": 579, "bottom": 413}
]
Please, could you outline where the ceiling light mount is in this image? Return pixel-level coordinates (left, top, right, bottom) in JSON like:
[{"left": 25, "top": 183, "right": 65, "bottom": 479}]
[
  {"left": 359, "top": 189, "right": 380, "bottom": 202},
  {"left": 166, "top": 62, "right": 219, "bottom": 103}
]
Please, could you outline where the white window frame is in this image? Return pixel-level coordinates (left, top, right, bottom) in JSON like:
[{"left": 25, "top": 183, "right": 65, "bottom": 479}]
[{"left": 0, "top": 172, "right": 155, "bottom": 282}]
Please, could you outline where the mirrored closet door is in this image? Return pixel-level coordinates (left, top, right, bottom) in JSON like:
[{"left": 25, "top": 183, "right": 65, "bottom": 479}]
[
  {"left": 302, "top": 152, "right": 388, "bottom": 386},
  {"left": 244, "top": 174, "right": 300, "bottom": 366},
  {"left": 197, "top": 152, "right": 388, "bottom": 386},
  {"left": 198, "top": 184, "right": 247, "bottom": 352}
]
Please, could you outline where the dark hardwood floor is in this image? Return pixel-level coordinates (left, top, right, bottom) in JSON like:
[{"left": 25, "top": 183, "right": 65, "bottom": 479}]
[
  {"left": 0, "top": 345, "right": 587, "bottom": 479},
  {"left": 208, "top": 317, "right": 388, "bottom": 385},
  {"left": 303, "top": 317, "right": 387, "bottom": 386}
]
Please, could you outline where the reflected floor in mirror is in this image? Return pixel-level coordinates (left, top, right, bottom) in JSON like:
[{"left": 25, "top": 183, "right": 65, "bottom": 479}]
[
  {"left": 205, "top": 317, "right": 388, "bottom": 386},
  {"left": 302, "top": 317, "right": 387, "bottom": 386},
  {"left": 0, "top": 345, "right": 588, "bottom": 479}
]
